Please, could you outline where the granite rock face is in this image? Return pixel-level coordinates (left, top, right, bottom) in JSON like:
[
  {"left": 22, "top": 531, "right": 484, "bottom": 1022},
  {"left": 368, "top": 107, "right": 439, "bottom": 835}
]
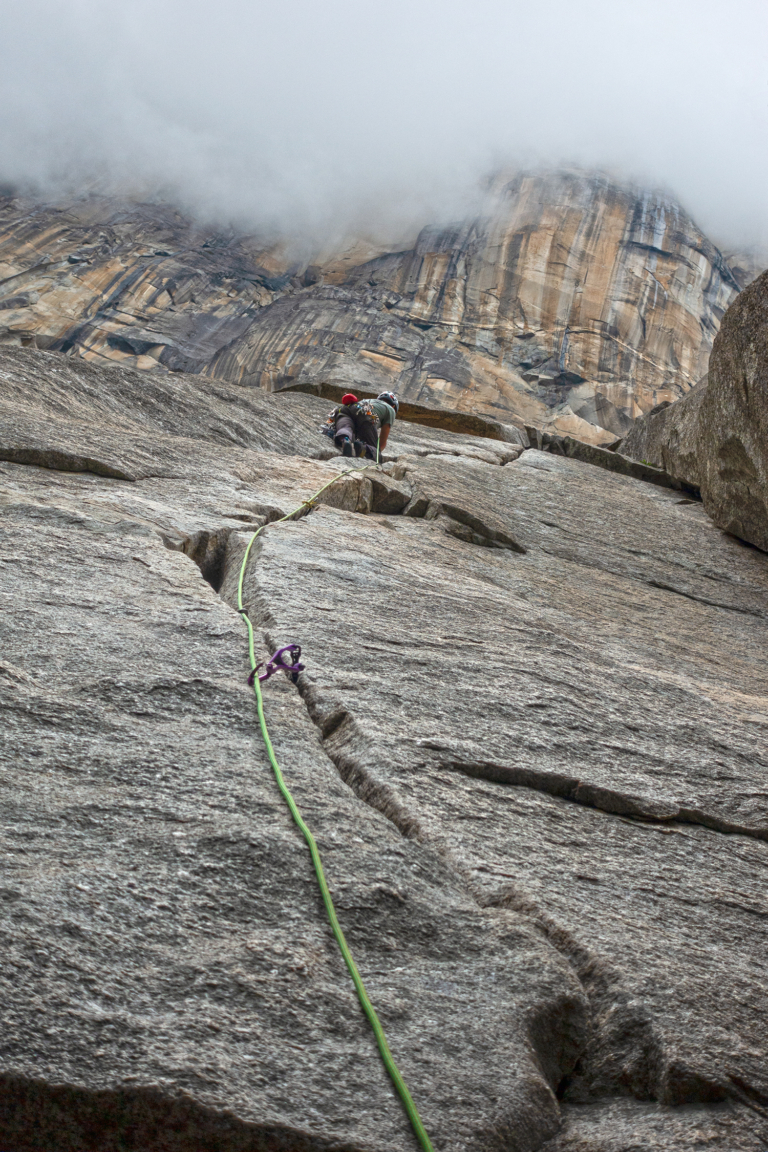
[
  {"left": 0, "top": 171, "right": 746, "bottom": 443},
  {"left": 1, "top": 346, "right": 768, "bottom": 1151},
  {"left": 330, "top": 171, "right": 739, "bottom": 440}
]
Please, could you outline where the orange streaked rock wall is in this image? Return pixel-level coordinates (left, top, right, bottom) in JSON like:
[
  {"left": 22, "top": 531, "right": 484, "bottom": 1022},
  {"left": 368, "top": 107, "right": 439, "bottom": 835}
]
[{"left": 0, "top": 172, "right": 750, "bottom": 442}]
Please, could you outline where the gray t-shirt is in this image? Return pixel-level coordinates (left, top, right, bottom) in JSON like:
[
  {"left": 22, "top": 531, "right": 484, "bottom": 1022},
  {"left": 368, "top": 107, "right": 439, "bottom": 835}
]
[{"left": 368, "top": 400, "right": 396, "bottom": 427}]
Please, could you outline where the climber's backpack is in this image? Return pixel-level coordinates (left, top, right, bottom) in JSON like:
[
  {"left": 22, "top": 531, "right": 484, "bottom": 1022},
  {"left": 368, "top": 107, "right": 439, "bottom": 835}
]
[{"left": 352, "top": 398, "right": 382, "bottom": 435}]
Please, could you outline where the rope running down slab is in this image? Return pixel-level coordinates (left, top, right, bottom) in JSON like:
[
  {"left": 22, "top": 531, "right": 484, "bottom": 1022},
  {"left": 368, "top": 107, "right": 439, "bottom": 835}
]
[{"left": 236, "top": 462, "right": 434, "bottom": 1152}]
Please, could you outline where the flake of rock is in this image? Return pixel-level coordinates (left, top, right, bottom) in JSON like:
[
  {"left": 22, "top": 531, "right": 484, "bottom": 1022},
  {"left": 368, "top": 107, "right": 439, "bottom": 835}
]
[{"left": 558, "top": 437, "right": 684, "bottom": 491}]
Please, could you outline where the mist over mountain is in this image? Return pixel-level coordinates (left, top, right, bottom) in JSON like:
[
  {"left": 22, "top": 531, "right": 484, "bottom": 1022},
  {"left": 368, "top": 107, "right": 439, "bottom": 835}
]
[
  {"left": 1, "top": 0, "right": 767, "bottom": 249},
  {"left": 0, "top": 168, "right": 745, "bottom": 445}
]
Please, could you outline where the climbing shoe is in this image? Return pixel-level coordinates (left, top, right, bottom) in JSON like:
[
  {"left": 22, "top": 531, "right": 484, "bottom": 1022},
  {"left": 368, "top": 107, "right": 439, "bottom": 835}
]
[
  {"left": 341, "top": 439, "right": 354, "bottom": 457},
  {"left": 354, "top": 439, "right": 366, "bottom": 457}
]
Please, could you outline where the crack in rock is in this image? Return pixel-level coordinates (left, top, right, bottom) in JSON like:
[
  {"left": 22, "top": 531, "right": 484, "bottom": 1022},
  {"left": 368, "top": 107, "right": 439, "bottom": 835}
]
[{"left": 424, "top": 752, "right": 768, "bottom": 842}]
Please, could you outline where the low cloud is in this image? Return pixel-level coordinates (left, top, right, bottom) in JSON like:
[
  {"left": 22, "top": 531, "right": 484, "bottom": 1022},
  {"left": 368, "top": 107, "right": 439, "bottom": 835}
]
[{"left": 1, "top": 0, "right": 767, "bottom": 250}]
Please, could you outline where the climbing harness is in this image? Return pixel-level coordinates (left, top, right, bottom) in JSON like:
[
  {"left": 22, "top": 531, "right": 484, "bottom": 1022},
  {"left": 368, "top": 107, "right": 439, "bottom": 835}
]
[{"left": 236, "top": 465, "right": 434, "bottom": 1152}]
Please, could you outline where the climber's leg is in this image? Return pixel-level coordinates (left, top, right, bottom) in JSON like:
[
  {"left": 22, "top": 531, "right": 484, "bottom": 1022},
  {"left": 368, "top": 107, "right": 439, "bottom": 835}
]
[
  {"left": 355, "top": 418, "right": 380, "bottom": 459},
  {"left": 333, "top": 414, "right": 356, "bottom": 452}
]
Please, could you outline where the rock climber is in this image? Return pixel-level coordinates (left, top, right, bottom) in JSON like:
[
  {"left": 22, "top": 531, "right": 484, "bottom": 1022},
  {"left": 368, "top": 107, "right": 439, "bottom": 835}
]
[
  {"left": 320, "top": 391, "right": 399, "bottom": 461},
  {"left": 352, "top": 392, "right": 399, "bottom": 461}
]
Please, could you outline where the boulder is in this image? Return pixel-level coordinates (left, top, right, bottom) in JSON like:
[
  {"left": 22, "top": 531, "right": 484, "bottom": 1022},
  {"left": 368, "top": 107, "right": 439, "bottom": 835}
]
[
  {"left": 614, "top": 383, "right": 707, "bottom": 492},
  {"left": 696, "top": 269, "right": 768, "bottom": 550},
  {"left": 619, "top": 269, "right": 768, "bottom": 551}
]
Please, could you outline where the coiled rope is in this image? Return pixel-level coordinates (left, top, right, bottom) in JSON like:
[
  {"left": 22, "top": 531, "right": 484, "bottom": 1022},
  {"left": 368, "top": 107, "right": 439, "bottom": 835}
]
[{"left": 236, "top": 463, "right": 434, "bottom": 1152}]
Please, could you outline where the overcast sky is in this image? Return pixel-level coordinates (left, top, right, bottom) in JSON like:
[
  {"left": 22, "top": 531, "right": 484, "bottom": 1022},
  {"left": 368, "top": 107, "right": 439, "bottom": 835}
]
[{"left": 1, "top": 0, "right": 767, "bottom": 249}]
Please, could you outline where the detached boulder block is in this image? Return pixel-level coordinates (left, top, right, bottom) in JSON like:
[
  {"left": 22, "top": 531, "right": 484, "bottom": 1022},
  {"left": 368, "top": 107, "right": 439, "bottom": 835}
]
[{"left": 697, "top": 269, "right": 768, "bottom": 551}]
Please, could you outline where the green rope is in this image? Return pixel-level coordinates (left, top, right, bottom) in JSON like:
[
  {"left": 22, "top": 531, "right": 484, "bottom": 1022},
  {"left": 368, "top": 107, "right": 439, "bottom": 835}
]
[{"left": 236, "top": 466, "right": 434, "bottom": 1152}]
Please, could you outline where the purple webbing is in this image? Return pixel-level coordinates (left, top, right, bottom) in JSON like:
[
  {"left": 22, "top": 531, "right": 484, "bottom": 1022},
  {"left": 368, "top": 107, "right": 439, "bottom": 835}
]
[{"left": 248, "top": 644, "right": 305, "bottom": 686}]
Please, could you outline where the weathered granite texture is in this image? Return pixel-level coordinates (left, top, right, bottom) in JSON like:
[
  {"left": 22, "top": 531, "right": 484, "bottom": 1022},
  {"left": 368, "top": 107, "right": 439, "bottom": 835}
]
[
  {"left": 0, "top": 170, "right": 745, "bottom": 443},
  {"left": 696, "top": 269, "right": 768, "bottom": 551},
  {"left": 543, "top": 1098, "right": 768, "bottom": 1151},
  {"left": 1, "top": 346, "right": 767, "bottom": 1150}
]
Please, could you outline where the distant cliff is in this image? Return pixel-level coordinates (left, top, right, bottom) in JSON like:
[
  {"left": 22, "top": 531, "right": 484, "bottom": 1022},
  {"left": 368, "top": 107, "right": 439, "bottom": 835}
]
[{"left": 0, "top": 171, "right": 752, "bottom": 442}]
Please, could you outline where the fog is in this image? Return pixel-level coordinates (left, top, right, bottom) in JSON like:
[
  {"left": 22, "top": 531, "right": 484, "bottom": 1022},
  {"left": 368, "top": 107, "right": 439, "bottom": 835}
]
[{"left": 1, "top": 0, "right": 767, "bottom": 250}]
